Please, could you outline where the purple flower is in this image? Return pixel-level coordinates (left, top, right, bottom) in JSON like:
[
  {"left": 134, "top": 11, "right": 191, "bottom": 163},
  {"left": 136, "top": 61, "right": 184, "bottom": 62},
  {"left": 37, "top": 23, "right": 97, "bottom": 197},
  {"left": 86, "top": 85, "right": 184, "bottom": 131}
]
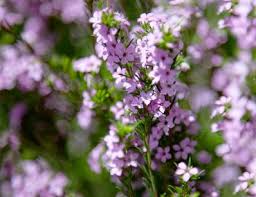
[
  {"left": 9, "top": 103, "right": 27, "bottom": 129},
  {"left": 153, "top": 48, "right": 173, "bottom": 67},
  {"left": 160, "top": 82, "right": 177, "bottom": 97},
  {"left": 73, "top": 55, "right": 102, "bottom": 73},
  {"left": 48, "top": 173, "right": 68, "bottom": 196},
  {"left": 155, "top": 146, "right": 172, "bottom": 163},
  {"left": 77, "top": 107, "right": 94, "bottom": 130},
  {"left": 111, "top": 101, "right": 125, "bottom": 120},
  {"left": 197, "top": 151, "right": 212, "bottom": 164},
  {"left": 157, "top": 116, "right": 174, "bottom": 135},
  {"left": 88, "top": 143, "right": 104, "bottom": 173},
  {"left": 7, "top": 159, "right": 68, "bottom": 197},
  {"left": 149, "top": 127, "right": 163, "bottom": 150},
  {"left": 173, "top": 138, "right": 197, "bottom": 160},
  {"left": 115, "top": 43, "right": 135, "bottom": 65}
]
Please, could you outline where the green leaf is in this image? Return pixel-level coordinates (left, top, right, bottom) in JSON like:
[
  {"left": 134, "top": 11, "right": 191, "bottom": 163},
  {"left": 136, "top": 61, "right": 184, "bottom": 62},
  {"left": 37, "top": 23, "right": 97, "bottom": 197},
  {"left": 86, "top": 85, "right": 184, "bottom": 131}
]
[
  {"left": 102, "top": 12, "right": 120, "bottom": 28},
  {"left": 99, "top": 63, "right": 113, "bottom": 81},
  {"left": 92, "top": 89, "right": 110, "bottom": 104},
  {"left": 246, "top": 71, "right": 256, "bottom": 95},
  {"left": 116, "top": 122, "right": 134, "bottom": 137},
  {"left": 189, "top": 192, "right": 200, "bottom": 197}
]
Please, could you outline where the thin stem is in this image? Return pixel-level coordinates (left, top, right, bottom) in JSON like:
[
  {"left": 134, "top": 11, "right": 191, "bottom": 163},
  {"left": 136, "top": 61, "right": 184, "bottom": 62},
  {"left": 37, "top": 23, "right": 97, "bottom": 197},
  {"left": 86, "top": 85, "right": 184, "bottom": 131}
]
[
  {"left": 141, "top": 120, "right": 158, "bottom": 197},
  {"left": 144, "top": 139, "right": 158, "bottom": 197},
  {"left": 121, "top": 168, "right": 135, "bottom": 197},
  {"left": 127, "top": 181, "right": 134, "bottom": 197},
  {"left": 127, "top": 168, "right": 135, "bottom": 197}
]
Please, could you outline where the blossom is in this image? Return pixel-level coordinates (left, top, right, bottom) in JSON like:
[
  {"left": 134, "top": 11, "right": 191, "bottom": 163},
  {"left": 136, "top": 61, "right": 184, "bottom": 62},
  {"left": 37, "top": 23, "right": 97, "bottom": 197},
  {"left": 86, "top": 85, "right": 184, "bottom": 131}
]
[
  {"left": 0, "top": 46, "right": 44, "bottom": 91},
  {"left": 88, "top": 143, "right": 104, "bottom": 174},
  {"left": 197, "top": 151, "right": 212, "bottom": 164},
  {"left": 77, "top": 107, "right": 94, "bottom": 130},
  {"left": 153, "top": 48, "right": 173, "bottom": 67},
  {"left": 9, "top": 103, "right": 27, "bottom": 129},
  {"left": 149, "top": 127, "right": 163, "bottom": 150},
  {"left": 111, "top": 102, "right": 125, "bottom": 120},
  {"left": 5, "top": 0, "right": 256, "bottom": 196},
  {"left": 175, "top": 162, "right": 199, "bottom": 182},
  {"left": 235, "top": 172, "right": 255, "bottom": 194},
  {"left": 155, "top": 147, "right": 172, "bottom": 162},
  {"left": 211, "top": 96, "right": 231, "bottom": 118},
  {"left": 87, "top": 7, "right": 199, "bottom": 186},
  {"left": 7, "top": 159, "right": 68, "bottom": 197},
  {"left": 157, "top": 116, "right": 174, "bottom": 135},
  {"left": 73, "top": 55, "right": 102, "bottom": 73},
  {"left": 115, "top": 43, "right": 135, "bottom": 65},
  {"left": 173, "top": 138, "right": 197, "bottom": 160}
]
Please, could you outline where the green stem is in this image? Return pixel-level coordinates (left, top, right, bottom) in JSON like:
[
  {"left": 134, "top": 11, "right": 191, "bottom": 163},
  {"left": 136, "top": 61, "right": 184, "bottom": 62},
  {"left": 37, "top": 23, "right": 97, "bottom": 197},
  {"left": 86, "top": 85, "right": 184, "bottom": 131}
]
[
  {"left": 126, "top": 168, "right": 135, "bottom": 197},
  {"left": 146, "top": 147, "right": 158, "bottom": 197},
  {"left": 127, "top": 182, "right": 134, "bottom": 197},
  {"left": 141, "top": 122, "right": 158, "bottom": 197},
  {"left": 181, "top": 183, "right": 189, "bottom": 197}
]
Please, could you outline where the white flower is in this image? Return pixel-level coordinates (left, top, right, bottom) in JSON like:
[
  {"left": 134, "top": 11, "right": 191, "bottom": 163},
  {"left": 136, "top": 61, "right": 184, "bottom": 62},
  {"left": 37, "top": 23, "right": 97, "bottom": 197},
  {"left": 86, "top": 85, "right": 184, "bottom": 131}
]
[
  {"left": 211, "top": 123, "right": 220, "bottom": 133},
  {"left": 175, "top": 162, "right": 199, "bottom": 182},
  {"left": 179, "top": 62, "right": 190, "bottom": 72},
  {"left": 235, "top": 172, "right": 255, "bottom": 193},
  {"left": 211, "top": 96, "right": 231, "bottom": 117}
]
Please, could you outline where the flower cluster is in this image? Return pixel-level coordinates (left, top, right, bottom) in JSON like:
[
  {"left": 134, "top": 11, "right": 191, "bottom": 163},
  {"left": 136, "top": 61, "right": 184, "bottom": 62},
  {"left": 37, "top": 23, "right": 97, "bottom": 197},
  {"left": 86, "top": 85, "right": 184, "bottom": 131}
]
[
  {"left": 0, "top": 159, "right": 68, "bottom": 197},
  {"left": 235, "top": 172, "right": 256, "bottom": 196},
  {"left": 85, "top": 1, "right": 256, "bottom": 196},
  {"left": 0, "top": 1, "right": 87, "bottom": 196},
  {"left": 1, "top": 0, "right": 256, "bottom": 196},
  {"left": 210, "top": 1, "right": 256, "bottom": 190},
  {"left": 73, "top": 55, "right": 102, "bottom": 130},
  {"left": 86, "top": 6, "right": 203, "bottom": 195},
  {"left": 0, "top": 44, "right": 43, "bottom": 91},
  {"left": 1, "top": 0, "right": 87, "bottom": 54}
]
